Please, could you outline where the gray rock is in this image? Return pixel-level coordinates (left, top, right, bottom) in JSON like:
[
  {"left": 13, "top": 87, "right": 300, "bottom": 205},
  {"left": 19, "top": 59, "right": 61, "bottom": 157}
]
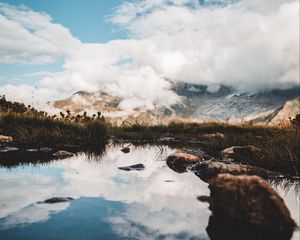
[
  {"left": 38, "top": 197, "right": 74, "bottom": 204},
  {"left": 118, "top": 163, "right": 145, "bottom": 171}
]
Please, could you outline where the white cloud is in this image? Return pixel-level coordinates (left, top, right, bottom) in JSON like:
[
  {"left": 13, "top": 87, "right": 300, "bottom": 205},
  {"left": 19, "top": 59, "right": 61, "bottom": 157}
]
[
  {"left": 0, "top": 84, "right": 59, "bottom": 111},
  {"left": 0, "top": 0, "right": 299, "bottom": 113},
  {"left": 108, "top": 0, "right": 299, "bottom": 91},
  {"left": 0, "top": 3, "right": 80, "bottom": 64},
  {"left": 0, "top": 146, "right": 298, "bottom": 238}
]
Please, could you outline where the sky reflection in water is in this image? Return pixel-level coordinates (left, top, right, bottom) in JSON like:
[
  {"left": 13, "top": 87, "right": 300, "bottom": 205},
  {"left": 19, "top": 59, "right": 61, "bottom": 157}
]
[{"left": 0, "top": 145, "right": 299, "bottom": 240}]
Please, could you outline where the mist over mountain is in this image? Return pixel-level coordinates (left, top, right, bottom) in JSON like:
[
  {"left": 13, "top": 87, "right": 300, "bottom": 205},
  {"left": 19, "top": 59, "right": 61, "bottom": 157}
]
[{"left": 53, "top": 82, "right": 299, "bottom": 124}]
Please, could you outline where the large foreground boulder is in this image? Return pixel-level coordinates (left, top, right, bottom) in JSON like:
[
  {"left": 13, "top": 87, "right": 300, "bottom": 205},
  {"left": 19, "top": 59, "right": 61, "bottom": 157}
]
[
  {"left": 166, "top": 152, "right": 200, "bottom": 173},
  {"left": 208, "top": 174, "right": 296, "bottom": 235},
  {"left": 193, "top": 161, "right": 270, "bottom": 182}
]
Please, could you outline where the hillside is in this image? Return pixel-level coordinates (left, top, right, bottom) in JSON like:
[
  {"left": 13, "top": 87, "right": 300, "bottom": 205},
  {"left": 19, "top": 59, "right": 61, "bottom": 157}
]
[{"left": 53, "top": 84, "right": 299, "bottom": 125}]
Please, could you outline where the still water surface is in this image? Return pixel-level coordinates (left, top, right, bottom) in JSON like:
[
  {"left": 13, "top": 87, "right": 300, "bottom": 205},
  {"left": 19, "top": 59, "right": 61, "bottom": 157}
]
[{"left": 0, "top": 145, "right": 299, "bottom": 240}]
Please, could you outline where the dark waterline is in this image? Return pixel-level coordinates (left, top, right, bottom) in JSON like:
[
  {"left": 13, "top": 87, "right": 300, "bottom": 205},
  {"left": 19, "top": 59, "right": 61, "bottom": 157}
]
[{"left": 0, "top": 145, "right": 299, "bottom": 240}]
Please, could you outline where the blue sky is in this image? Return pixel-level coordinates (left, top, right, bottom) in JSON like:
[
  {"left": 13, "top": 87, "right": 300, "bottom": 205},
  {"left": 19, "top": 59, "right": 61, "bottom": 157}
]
[
  {"left": 0, "top": 0, "right": 126, "bottom": 42},
  {"left": 0, "top": 0, "right": 127, "bottom": 85}
]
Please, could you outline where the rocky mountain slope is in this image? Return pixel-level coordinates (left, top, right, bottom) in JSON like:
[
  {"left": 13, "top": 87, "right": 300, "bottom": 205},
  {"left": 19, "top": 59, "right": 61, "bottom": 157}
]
[{"left": 53, "top": 83, "right": 299, "bottom": 125}]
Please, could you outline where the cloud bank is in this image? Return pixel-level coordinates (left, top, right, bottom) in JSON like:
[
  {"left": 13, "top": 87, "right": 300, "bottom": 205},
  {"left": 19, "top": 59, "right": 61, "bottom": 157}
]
[{"left": 0, "top": 0, "right": 299, "bottom": 111}]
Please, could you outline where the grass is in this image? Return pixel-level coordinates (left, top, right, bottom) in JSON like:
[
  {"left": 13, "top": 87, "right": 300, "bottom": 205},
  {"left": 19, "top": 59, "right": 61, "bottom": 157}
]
[
  {"left": 0, "top": 112, "right": 107, "bottom": 147},
  {"left": 109, "top": 121, "right": 300, "bottom": 176},
  {"left": 0, "top": 95, "right": 107, "bottom": 147},
  {"left": 0, "top": 95, "right": 299, "bottom": 176}
]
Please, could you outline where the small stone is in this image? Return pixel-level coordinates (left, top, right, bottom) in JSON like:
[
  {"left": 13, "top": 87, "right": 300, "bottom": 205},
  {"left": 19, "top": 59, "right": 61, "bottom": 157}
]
[
  {"left": 39, "top": 147, "right": 52, "bottom": 153},
  {"left": 38, "top": 197, "right": 74, "bottom": 204},
  {"left": 197, "top": 195, "right": 210, "bottom": 203},
  {"left": 121, "top": 147, "right": 130, "bottom": 153},
  {"left": 118, "top": 163, "right": 145, "bottom": 171},
  {"left": 53, "top": 150, "right": 74, "bottom": 159},
  {"left": 0, "top": 135, "right": 13, "bottom": 143}
]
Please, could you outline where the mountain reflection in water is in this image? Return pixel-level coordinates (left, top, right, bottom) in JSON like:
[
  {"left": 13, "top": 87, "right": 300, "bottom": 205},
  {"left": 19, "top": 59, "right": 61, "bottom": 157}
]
[{"left": 0, "top": 145, "right": 299, "bottom": 240}]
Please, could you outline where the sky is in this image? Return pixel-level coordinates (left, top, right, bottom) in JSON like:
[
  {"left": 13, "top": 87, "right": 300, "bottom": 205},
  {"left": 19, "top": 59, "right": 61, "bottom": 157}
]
[{"left": 0, "top": 0, "right": 299, "bottom": 111}]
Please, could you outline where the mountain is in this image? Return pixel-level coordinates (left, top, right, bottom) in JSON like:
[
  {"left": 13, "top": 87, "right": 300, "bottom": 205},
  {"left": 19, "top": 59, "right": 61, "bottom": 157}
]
[{"left": 53, "top": 84, "right": 299, "bottom": 125}]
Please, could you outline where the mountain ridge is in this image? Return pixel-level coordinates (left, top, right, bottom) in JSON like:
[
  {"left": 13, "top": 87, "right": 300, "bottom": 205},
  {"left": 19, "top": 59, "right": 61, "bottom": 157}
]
[{"left": 53, "top": 83, "right": 299, "bottom": 125}]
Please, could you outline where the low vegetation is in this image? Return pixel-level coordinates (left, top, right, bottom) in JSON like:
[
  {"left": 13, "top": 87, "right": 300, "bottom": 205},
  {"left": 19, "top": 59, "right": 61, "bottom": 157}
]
[
  {"left": 1, "top": 95, "right": 299, "bottom": 175},
  {"left": 0, "top": 95, "right": 107, "bottom": 147},
  {"left": 110, "top": 120, "right": 300, "bottom": 176}
]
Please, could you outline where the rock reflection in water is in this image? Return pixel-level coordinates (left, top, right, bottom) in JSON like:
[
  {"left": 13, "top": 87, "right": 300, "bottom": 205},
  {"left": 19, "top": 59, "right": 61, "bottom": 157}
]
[
  {"left": 0, "top": 145, "right": 299, "bottom": 240},
  {"left": 206, "top": 214, "right": 294, "bottom": 240}
]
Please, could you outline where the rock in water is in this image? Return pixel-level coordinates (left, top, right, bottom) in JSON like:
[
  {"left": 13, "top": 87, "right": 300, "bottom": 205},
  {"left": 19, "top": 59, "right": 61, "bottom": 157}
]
[
  {"left": 121, "top": 147, "right": 130, "bottom": 153},
  {"left": 39, "top": 147, "right": 52, "bottom": 153},
  {"left": 193, "top": 161, "right": 270, "bottom": 182},
  {"left": 166, "top": 152, "right": 200, "bottom": 173},
  {"left": 38, "top": 197, "right": 74, "bottom": 204},
  {"left": 0, "top": 135, "right": 13, "bottom": 143},
  {"left": 208, "top": 174, "right": 296, "bottom": 234},
  {"left": 118, "top": 163, "right": 145, "bottom": 171},
  {"left": 221, "top": 145, "right": 264, "bottom": 163},
  {"left": 53, "top": 150, "right": 74, "bottom": 159}
]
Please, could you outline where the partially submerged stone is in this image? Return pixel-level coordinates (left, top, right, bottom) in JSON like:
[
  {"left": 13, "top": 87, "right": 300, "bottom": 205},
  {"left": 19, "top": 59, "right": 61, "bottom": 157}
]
[
  {"left": 121, "top": 147, "right": 130, "bottom": 153},
  {"left": 166, "top": 152, "right": 200, "bottom": 173},
  {"left": 38, "top": 197, "right": 74, "bottom": 204},
  {"left": 196, "top": 195, "right": 210, "bottom": 203},
  {"left": 39, "top": 147, "right": 52, "bottom": 153},
  {"left": 53, "top": 150, "right": 74, "bottom": 159},
  {"left": 118, "top": 163, "right": 145, "bottom": 171},
  {"left": 193, "top": 161, "right": 270, "bottom": 182},
  {"left": 208, "top": 174, "right": 296, "bottom": 235},
  {"left": 0, "top": 135, "right": 13, "bottom": 143},
  {"left": 221, "top": 145, "right": 264, "bottom": 163}
]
